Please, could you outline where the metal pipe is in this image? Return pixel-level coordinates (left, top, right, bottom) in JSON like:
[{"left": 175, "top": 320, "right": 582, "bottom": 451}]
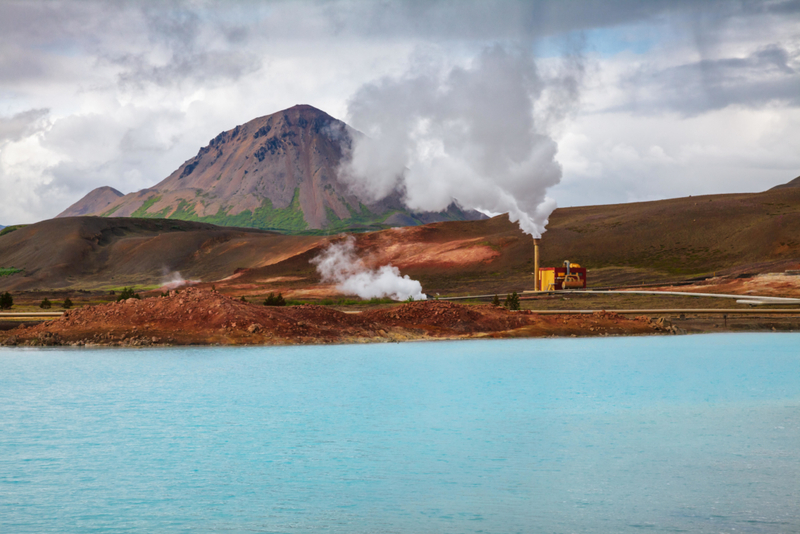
[{"left": 533, "top": 238, "right": 540, "bottom": 291}]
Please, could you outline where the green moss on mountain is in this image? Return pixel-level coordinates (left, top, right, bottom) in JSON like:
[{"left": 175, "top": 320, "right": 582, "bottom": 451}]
[
  {"left": 166, "top": 188, "right": 309, "bottom": 232},
  {"left": 131, "top": 196, "right": 169, "bottom": 218}
]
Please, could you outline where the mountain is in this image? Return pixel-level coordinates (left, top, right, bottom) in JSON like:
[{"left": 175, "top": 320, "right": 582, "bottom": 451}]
[
  {"left": 57, "top": 186, "right": 123, "bottom": 217},
  {"left": 59, "top": 105, "right": 484, "bottom": 233}
]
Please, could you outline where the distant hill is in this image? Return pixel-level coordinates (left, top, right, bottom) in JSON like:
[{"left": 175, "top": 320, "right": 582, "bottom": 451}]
[
  {"left": 59, "top": 105, "right": 484, "bottom": 233},
  {"left": 770, "top": 175, "right": 800, "bottom": 190},
  {"left": 57, "top": 186, "right": 122, "bottom": 217}
]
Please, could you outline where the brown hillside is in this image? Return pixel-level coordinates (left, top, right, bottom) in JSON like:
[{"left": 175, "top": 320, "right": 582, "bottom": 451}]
[
  {"left": 229, "top": 186, "right": 800, "bottom": 295},
  {"left": 0, "top": 217, "right": 323, "bottom": 291},
  {"left": 3, "top": 186, "right": 800, "bottom": 294}
]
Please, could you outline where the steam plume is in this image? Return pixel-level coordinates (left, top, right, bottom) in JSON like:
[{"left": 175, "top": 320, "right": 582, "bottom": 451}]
[
  {"left": 311, "top": 237, "right": 426, "bottom": 301},
  {"left": 161, "top": 268, "right": 199, "bottom": 290},
  {"left": 341, "top": 44, "right": 581, "bottom": 237}
]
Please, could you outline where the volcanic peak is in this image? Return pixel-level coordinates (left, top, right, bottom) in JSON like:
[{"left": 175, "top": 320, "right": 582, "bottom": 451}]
[{"left": 58, "top": 104, "right": 481, "bottom": 232}]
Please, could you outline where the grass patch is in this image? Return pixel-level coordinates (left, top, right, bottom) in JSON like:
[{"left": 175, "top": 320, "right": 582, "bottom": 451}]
[
  {"left": 0, "top": 267, "right": 22, "bottom": 277},
  {"left": 101, "top": 204, "right": 121, "bottom": 217},
  {"left": 168, "top": 188, "right": 309, "bottom": 232},
  {"left": 0, "top": 225, "right": 26, "bottom": 237},
  {"left": 131, "top": 195, "right": 171, "bottom": 218}
]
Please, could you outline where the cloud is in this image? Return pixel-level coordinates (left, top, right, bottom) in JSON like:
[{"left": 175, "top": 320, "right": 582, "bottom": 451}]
[
  {"left": 0, "top": 109, "right": 49, "bottom": 143},
  {"left": 0, "top": 0, "right": 799, "bottom": 225},
  {"left": 618, "top": 44, "right": 800, "bottom": 115}
]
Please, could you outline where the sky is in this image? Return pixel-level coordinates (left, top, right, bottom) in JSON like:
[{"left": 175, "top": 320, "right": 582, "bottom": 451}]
[{"left": 0, "top": 0, "right": 799, "bottom": 225}]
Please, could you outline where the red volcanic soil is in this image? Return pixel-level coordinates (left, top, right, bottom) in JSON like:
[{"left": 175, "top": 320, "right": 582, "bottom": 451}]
[{"left": 0, "top": 288, "right": 660, "bottom": 347}]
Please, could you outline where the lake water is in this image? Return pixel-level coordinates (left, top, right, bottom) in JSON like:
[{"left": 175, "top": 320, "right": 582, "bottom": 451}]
[{"left": 1, "top": 334, "right": 799, "bottom": 533}]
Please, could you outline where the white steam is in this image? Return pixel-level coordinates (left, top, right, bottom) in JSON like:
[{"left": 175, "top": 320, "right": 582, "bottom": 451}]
[
  {"left": 311, "top": 236, "right": 426, "bottom": 301},
  {"left": 161, "top": 269, "right": 200, "bottom": 290},
  {"left": 341, "top": 44, "right": 582, "bottom": 237}
]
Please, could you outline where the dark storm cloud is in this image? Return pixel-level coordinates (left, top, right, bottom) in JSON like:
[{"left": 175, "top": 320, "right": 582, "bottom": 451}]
[{"left": 620, "top": 45, "right": 800, "bottom": 115}]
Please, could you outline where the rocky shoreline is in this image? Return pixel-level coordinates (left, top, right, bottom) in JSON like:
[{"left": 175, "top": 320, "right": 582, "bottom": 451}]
[{"left": 0, "top": 287, "right": 669, "bottom": 347}]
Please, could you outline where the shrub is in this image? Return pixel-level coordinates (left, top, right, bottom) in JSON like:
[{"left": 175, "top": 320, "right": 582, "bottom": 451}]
[
  {"left": 263, "top": 292, "right": 286, "bottom": 306},
  {"left": 62, "top": 297, "right": 73, "bottom": 309},
  {"left": 40, "top": 298, "right": 52, "bottom": 309},
  {"left": 240, "top": 296, "right": 247, "bottom": 303},
  {"left": 0, "top": 291, "right": 12, "bottom": 310},
  {"left": 504, "top": 291, "right": 520, "bottom": 311},
  {"left": 492, "top": 294, "right": 500, "bottom": 306},
  {"left": 116, "top": 287, "right": 140, "bottom": 301}
]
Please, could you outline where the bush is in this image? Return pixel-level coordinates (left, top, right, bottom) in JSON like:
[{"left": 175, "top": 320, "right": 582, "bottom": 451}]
[
  {"left": 62, "top": 297, "right": 73, "bottom": 309},
  {"left": 40, "top": 298, "right": 52, "bottom": 309},
  {"left": 240, "top": 296, "right": 247, "bottom": 303},
  {"left": 116, "top": 287, "right": 140, "bottom": 301},
  {"left": 504, "top": 291, "right": 520, "bottom": 311},
  {"left": 492, "top": 294, "right": 500, "bottom": 306},
  {"left": 0, "top": 291, "right": 12, "bottom": 310},
  {"left": 263, "top": 292, "right": 286, "bottom": 306}
]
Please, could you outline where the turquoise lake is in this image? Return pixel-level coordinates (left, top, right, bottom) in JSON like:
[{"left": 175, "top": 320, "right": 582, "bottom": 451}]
[{"left": 1, "top": 333, "right": 799, "bottom": 533}]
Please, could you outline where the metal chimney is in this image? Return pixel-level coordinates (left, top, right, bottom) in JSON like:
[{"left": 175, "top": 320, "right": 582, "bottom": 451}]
[{"left": 533, "top": 238, "right": 540, "bottom": 291}]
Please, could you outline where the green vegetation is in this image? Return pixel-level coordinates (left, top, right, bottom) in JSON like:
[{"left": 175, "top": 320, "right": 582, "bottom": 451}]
[
  {"left": 62, "top": 297, "right": 73, "bottom": 309},
  {"left": 0, "top": 292, "right": 12, "bottom": 309},
  {"left": 96, "top": 186, "right": 471, "bottom": 235},
  {"left": 40, "top": 298, "right": 52, "bottom": 309},
  {"left": 168, "top": 188, "right": 309, "bottom": 232},
  {"left": 116, "top": 287, "right": 141, "bottom": 301},
  {"left": 504, "top": 291, "right": 520, "bottom": 311},
  {"left": 492, "top": 294, "right": 501, "bottom": 306},
  {"left": 131, "top": 195, "right": 170, "bottom": 218},
  {"left": 263, "top": 292, "right": 286, "bottom": 306},
  {"left": 101, "top": 204, "right": 121, "bottom": 217},
  {"left": 0, "top": 267, "right": 22, "bottom": 277},
  {"left": 240, "top": 296, "right": 247, "bottom": 303},
  {"left": 0, "top": 225, "right": 26, "bottom": 237}
]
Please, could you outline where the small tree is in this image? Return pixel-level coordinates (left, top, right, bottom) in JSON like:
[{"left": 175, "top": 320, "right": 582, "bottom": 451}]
[
  {"left": 240, "top": 296, "right": 247, "bottom": 303},
  {"left": 0, "top": 291, "right": 12, "bottom": 310},
  {"left": 116, "top": 287, "right": 140, "bottom": 301},
  {"left": 62, "top": 297, "right": 73, "bottom": 309},
  {"left": 40, "top": 298, "right": 52, "bottom": 309},
  {"left": 492, "top": 294, "right": 500, "bottom": 306},
  {"left": 263, "top": 292, "right": 286, "bottom": 306},
  {"left": 504, "top": 291, "right": 520, "bottom": 311}
]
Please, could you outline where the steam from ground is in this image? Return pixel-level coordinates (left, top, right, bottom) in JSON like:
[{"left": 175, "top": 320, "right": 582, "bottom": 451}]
[
  {"left": 341, "top": 44, "right": 582, "bottom": 237},
  {"left": 161, "top": 269, "right": 200, "bottom": 290},
  {"left": 311, "top": 237, "right": 426, "bottom": 301}
]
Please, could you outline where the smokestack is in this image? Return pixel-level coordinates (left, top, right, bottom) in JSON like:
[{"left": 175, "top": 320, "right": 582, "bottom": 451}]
[{"left": 533, "top": 238, "right": 540, "bottom": 291}]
